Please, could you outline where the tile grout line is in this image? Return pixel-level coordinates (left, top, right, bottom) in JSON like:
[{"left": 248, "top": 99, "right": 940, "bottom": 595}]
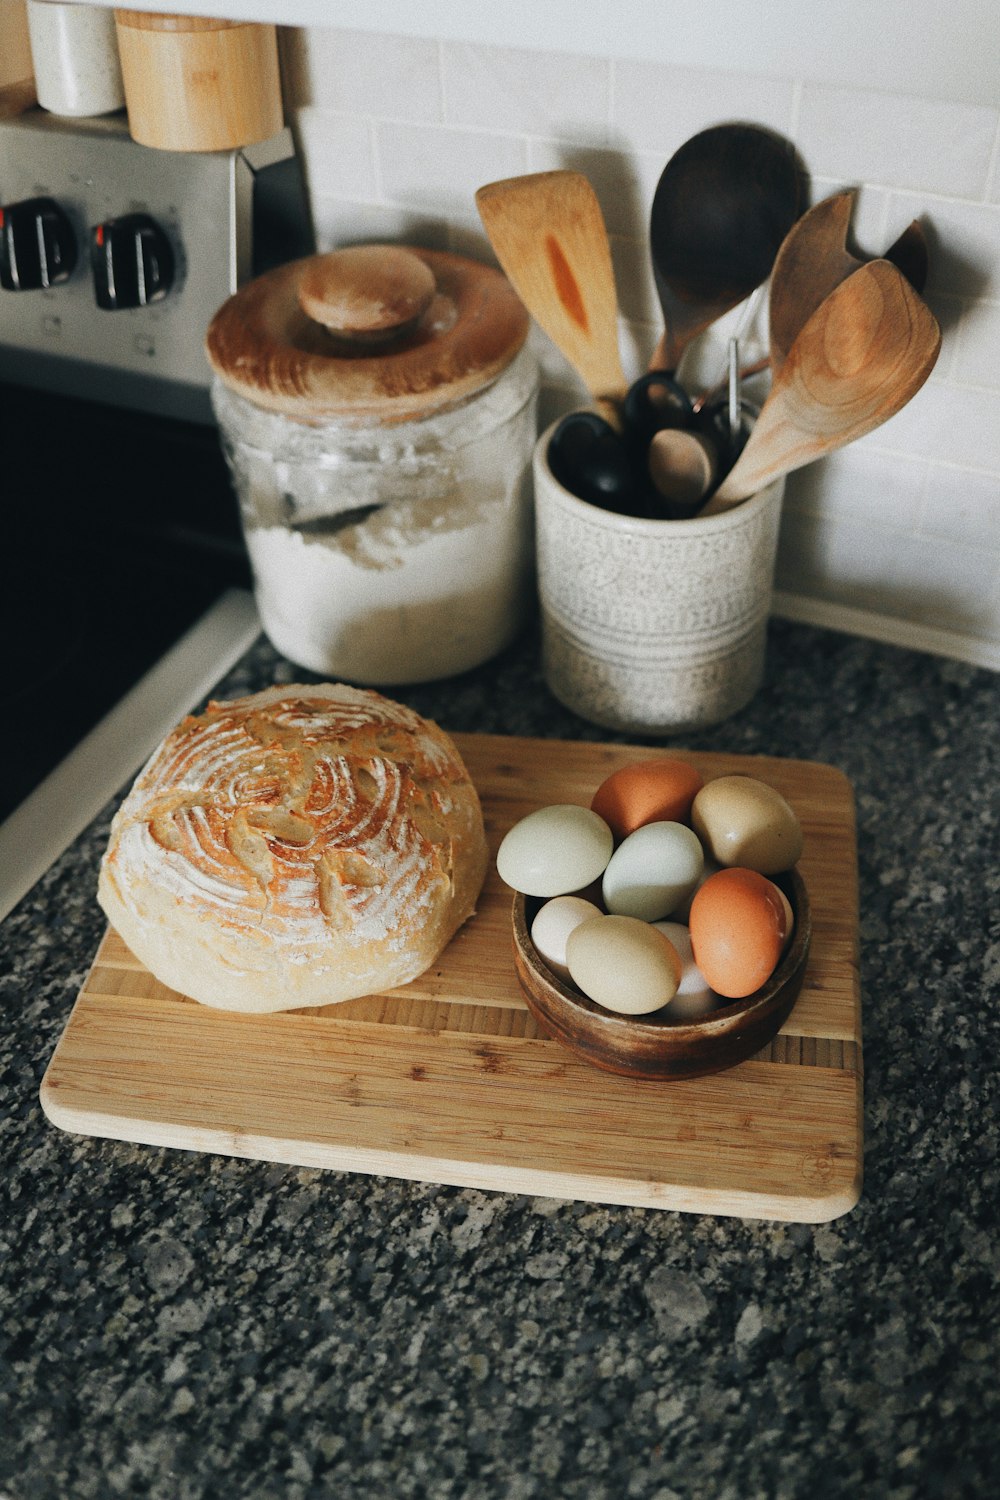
[{"left": 982, "top": 108, "right": 1000, "bottom": 205}]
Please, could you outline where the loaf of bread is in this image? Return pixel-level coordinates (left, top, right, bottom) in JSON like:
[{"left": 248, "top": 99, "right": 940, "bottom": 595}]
[{"left": 97, "top": 683, "right": 489, "bottom": 1012}]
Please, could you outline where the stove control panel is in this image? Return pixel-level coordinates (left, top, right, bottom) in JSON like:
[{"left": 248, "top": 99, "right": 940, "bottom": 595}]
[{"left": 0, "top": 111, "right": 311, "bottom": 422}]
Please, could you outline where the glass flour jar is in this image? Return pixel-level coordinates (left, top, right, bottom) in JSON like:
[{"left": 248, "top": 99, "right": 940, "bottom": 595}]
[{"left": 206, "top": 244, "right": 538, "bottom": 685}]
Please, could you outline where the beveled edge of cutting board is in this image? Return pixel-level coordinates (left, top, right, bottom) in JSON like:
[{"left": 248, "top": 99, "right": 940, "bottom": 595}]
[
  {"left": 37, "top": 1090, "right": 864, "bottom": 1224},
  {"left": 38, "top": 973, "right": 864, "bottom": 1224}
]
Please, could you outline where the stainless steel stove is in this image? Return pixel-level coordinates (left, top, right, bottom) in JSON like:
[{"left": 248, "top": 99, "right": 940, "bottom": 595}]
[{"left": 0, "top": 109, "right": 312, "bottom": 919}]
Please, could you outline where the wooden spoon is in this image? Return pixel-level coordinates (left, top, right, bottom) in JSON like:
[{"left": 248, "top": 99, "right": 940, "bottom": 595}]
[
  {"left": 648, "top": 427, "right": 718, "bottom": 512},
  {"left": 649, "top": 123, "right": 803, "bottom": 372},
  {"left": 476, "top": 169, "right": 627, "bottom": 423},
  {"left": 769, "top": 192, "right": 929, "bottom": 376},
  {"left": 700, "top": 259, "right": 941, "bottom": 515}
]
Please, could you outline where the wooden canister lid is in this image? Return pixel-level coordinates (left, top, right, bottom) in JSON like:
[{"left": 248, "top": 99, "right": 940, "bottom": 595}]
[{"left": 205, "top": 245, "right": 530, "bottom": 424}]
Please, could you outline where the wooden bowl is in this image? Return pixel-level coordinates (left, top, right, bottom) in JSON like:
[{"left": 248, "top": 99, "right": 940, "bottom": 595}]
[{"left": 512, "top": 869, "right": 811, "bottom": 1081}]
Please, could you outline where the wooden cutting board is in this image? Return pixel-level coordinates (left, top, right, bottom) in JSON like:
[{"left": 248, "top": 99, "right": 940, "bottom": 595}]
[{"left": 40, "top": 734, "right": 862, "bottom": 1222}]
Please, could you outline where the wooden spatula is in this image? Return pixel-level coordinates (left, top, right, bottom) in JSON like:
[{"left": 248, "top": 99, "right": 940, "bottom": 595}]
[
  {"left": 476, "top": 170, "right": 628, "bottom": 422},
  {"left": 769, "top": 192, "right": 930, "bottom": 377},
  {"left": 701, "top": 258, "right": 941, "bottom": 515}
]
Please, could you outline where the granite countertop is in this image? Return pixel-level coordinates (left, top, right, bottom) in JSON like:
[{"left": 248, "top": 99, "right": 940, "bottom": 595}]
[{"left": 2, "top": 616, "right": 998, "bottom": 1500}]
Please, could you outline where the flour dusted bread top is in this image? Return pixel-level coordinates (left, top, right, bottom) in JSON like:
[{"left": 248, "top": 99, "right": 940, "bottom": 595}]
[{"left": 97, "top": 684, "right": 489, "bottom": 1012}]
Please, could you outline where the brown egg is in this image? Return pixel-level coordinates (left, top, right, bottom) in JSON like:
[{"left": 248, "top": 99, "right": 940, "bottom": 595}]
[
  {"left": 690, "top": 775, "right": 803, "bottom": 874},
  {"left": 688, "top": 868, "right": 791, "bottom": 999},
  {"left": 591, "top": 757, "right": 704, "bottom": 842}
]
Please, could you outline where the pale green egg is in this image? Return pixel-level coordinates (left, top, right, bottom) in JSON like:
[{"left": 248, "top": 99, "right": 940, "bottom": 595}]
[
  {"left": 601, "top": 820, "right": 704, "bottom": 922},
  {"left": 496, "top": 804, "right": 613, "bottom": 897}
]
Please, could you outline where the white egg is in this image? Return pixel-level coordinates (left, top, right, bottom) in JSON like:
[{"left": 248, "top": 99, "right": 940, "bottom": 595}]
[
  {"left": 601, "top": 820, "right": 704, "bottom": 922},
  {"left": 566, "top": 915, "right": 681, "bottom": 1016},
  {"left": 530, "top": 895, "right": 603, "bottom": 978},
  {"left": 496, "top": 804, "right": 613, "bottom": 897},
  {"left": 653, "top": 921, "right": 715, "bottom": 1017}
]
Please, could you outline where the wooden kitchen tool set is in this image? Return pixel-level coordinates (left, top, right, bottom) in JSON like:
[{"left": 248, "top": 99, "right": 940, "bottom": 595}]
[
  {"left": 477, "top": 126, "right": 940, "bottom": 520},
  {"left": 41, "top": 735, "right": 862, "bottom": 1225}
]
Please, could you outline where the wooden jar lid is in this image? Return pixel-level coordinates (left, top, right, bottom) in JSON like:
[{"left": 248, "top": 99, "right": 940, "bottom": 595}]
[{"left": 205, "top": 245, "right": 530, "bottom": 424}]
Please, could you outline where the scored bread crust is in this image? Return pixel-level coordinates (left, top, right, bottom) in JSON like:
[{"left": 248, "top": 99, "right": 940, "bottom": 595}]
[{"left": 97, "top": 683, "right": 489, "bottom": 1012}]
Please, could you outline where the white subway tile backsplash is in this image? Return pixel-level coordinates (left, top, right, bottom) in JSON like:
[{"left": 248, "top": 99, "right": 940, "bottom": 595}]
[
  {"left": 620, "top": 318, "right": 660, "bottom": 386},
  {"left": 376, "top": 120, "right": 528, "bottom": 214},
  {"left": 796, "top": 86, "right": 998, "bottom": 200},
  {"left": 776, "top": 512, "right": 1000, "bottom": 639},
  {"left": 611, "top": 60, "right": 795, "bottom": 154},
  {"left": 282, "top": 26, "right": 1000, "bottom": 667},
  {"left": 442, "top": 42, "right": 611, "bottom": 143},
  {"left": 537, "top": 382, "right": 580, "bottom": 433},
  {"left": 952, "top": 299, "right": 1000, "bottom": 391},
  {"left": 310, "top": 196, "right": 454, "bottom": 255},
  {"left": 294, "top": 107, "right": 378, "bottom": 201},
  {"left": 986, "top": 127, "right": 1000, "bottom": 205},
  {"left": 919, "top": 464, "right": 1000, "bottom": 549},
  {"left": 885, "top": 194, "right": 1000, "bottom": 301},
  {"left": 870, "top": 382, "right": 1000, "bottom": 471},
  {"left": 448, "top": 214, "right": 507, "bottom": 266},
  {"left": 804, "top": 177, "right": 891, "bottom": 244},
  {"left": 280, "top": 28, "right": 442, "bottom": 122},
  {"left": 610, "top": 236, "right": 657, "bottom": 327},
  {"left": 526, "top": 321, "right": 585, "bottom": 392},
  {"left": 918, "top": 291, "right": 962, "bottom": 382},
  {"left": 783, "top": 448, "right": 928, "bottom": 530},
  {"left": 525, "top": 142, "right": 655, "bottom": 238}
]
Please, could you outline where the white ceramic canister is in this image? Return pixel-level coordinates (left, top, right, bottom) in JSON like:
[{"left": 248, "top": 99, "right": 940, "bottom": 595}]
[
  {"left": 26, "top": 1, "right": 124, "bottom": 117},
  {"left": 533, "top": 418, "right": 785, "bottom": 733},
  {"left": 207, "top": 245, "right": 538, "bottom": 686}
]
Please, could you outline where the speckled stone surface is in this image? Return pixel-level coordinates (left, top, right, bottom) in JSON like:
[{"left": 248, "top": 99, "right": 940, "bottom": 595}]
[{"left": 2, "top": 617, "right": 998, "bottom": 1500}]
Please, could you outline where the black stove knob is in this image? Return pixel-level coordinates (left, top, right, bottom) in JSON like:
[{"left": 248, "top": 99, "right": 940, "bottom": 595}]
[
  {"left": 91, "top": 213, "right": 175, "bottom": 310},
  {"left": 0, "top": 196, "right": 77, "bottom": 291}
]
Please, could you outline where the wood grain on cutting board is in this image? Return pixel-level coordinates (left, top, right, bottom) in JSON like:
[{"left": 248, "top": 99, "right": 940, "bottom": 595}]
[{"left": 40, "top": 733, "right": 862, "bottom": 1221}]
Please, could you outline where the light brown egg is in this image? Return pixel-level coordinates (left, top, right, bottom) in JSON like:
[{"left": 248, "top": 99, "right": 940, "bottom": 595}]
[
  {"left": 688, "top": 868, "right": 791, "bottom": 999},
  {"left": 590, "top": 758, "right": 704, "bottom": 842},
  {"left": 690, "top": 775, "right": 803, "bottom": 875}
]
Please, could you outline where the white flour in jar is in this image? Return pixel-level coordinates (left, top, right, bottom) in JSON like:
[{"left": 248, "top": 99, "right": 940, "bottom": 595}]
[
  {"left": 245, "top": 474, "right": 534, "bottom": 683},
  {"left": 215, "top": 346, "right": 539, "bottom": 684}
]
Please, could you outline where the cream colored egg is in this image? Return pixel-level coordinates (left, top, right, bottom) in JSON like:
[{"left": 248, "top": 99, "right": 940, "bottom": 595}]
[
  {"left": 691, "top": 775, "right": 803, "bottom": 875},
  {"left": 496, "top": 805, "right": 613, "bottom": 897},
  {"left": 530, "top": 895, "right": 603, "bottom": 979},
  {"left": 653, "top": 921, "right": 715, "bottom": 1017},
  {"left": 601, "top": 820, "right": 704, "bottom": 922},
  {"left": 566, "top": 914, "right": 681, "bottom": 1015}
]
